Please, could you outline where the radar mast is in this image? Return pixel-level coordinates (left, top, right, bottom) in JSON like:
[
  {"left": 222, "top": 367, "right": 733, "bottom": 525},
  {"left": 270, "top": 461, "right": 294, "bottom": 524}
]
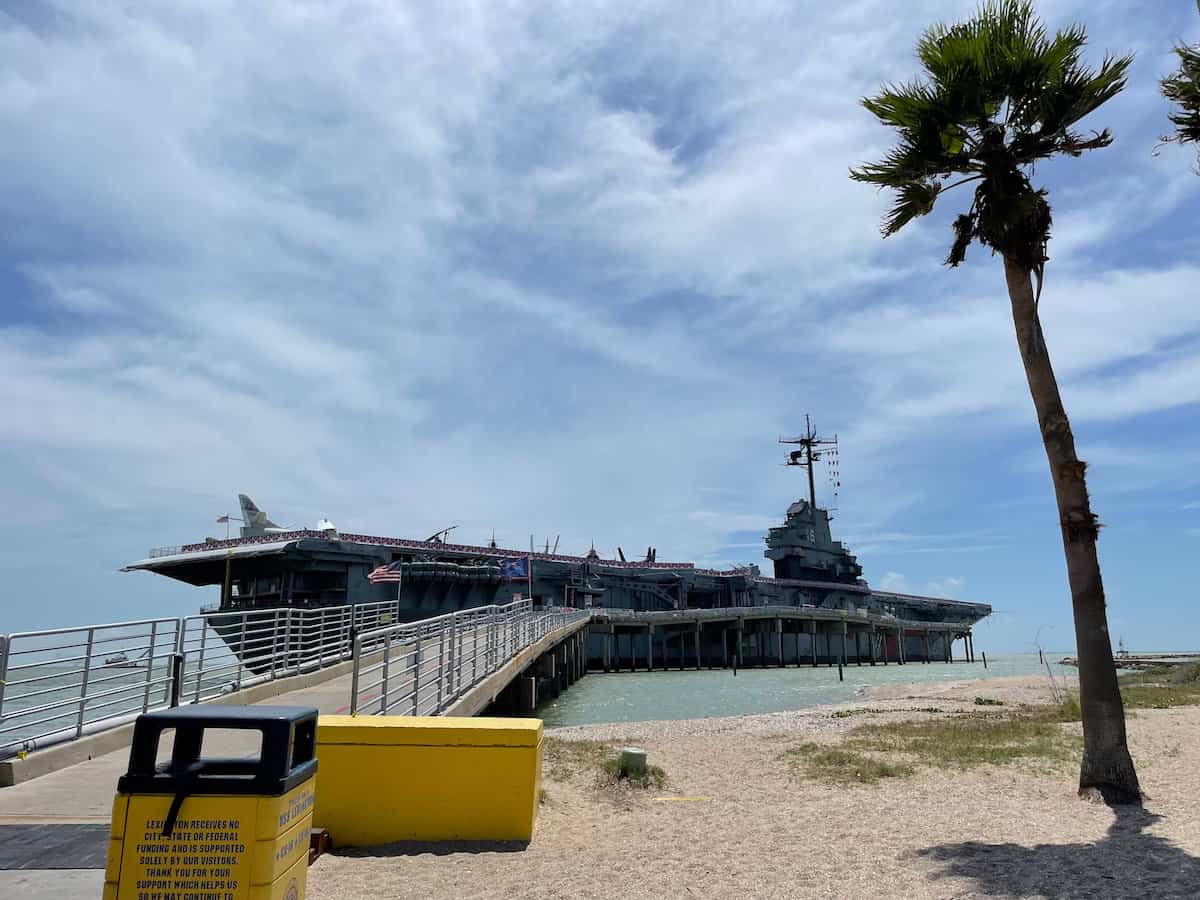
[{"left": 779, "top": 415, "right": 839, "bottom": 510}]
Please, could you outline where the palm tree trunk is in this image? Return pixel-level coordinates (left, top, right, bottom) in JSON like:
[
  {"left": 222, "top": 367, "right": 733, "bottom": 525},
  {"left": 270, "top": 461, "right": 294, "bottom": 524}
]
[{"left": 1003, "top": 255, "right": 1141, "bottom": 804}]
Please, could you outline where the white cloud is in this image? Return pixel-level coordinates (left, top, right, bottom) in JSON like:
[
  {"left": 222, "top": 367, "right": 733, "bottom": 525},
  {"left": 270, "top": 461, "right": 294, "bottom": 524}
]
[
  {"left": 0, "top": 0, "right": 1198, "bottom": 644},
  {"left": 924, "top": 576, "right": 966, "bottom": 598}
]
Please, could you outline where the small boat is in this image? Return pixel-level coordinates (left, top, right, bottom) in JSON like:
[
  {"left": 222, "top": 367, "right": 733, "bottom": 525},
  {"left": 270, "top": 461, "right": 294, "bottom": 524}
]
[{"left": 102, "top": 652, "right": 143, "bottom": 669}]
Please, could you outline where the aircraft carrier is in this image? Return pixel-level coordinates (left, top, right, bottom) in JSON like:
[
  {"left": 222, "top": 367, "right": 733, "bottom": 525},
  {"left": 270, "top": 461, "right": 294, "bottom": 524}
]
[{"left": 124, "top": 426, "right": 991, "bottom": 667}]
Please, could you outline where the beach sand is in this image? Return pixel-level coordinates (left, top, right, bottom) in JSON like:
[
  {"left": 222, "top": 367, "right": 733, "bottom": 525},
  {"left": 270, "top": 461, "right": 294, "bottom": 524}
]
[{"left": 306, "top": 675, "right": 1200, "bottom": 899}]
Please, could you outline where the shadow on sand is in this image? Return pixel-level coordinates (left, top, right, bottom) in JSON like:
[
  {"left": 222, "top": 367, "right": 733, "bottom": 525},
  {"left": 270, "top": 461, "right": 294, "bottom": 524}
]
[
  {"left": 331, "top": 839, "right": 530, "bottom": 858},
  {"left": 918, "top": 805, "right": 1200, "bottom": 899}
]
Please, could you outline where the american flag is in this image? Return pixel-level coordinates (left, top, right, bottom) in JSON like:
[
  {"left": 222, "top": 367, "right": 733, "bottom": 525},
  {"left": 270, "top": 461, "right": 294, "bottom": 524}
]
[{"left": 367, "top": 561, "right": 405, "bottom": 584}]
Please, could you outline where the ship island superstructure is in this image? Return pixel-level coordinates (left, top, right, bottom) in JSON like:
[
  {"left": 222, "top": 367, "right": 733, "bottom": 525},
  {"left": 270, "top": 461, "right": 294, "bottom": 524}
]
[{"left": 125, "top": 427, "right": 991, "bottom": 666}]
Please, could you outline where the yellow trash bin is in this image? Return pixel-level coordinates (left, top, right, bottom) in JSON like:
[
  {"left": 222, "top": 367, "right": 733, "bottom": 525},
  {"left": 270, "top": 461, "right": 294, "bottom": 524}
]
[{"left": 104, "top": 705, "right": 318, "bottom": 900}]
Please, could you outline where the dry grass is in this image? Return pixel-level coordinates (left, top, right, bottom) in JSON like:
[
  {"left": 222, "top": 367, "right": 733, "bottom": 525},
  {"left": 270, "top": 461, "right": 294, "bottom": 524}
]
[
  {"left": 1118, "top": 664, "right": 1200, "bottom": 710},
  {"left": 782, "top": 743, "right": 915, "bottom": 784},
  {"left": 782, "top": 701, "right": 1083, "bottom": 784},
  {"left": 847, "top": 714, "right": 1078, "bottom": 770},
  {"left": 543, "top": 737, "right": 667, "bottom": 790},
  {"left": 542, "top": 737, "right": 617, "bottom": 781},
  {"left": 600, "top": 756, "right": 668, "bottom": 789}
]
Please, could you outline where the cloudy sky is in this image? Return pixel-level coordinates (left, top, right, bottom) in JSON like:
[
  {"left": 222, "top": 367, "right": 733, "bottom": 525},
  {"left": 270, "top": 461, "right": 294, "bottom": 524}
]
[{"left": 2, "top": 1, "right": 1198, "bottom": 652}]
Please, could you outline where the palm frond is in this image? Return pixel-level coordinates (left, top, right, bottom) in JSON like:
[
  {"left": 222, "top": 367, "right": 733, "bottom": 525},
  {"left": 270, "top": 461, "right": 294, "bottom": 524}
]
[
  {"left": 881, "top": 180, "right": 942, "bottom": 236},
  {"left": 851, "top": 0, "right": 1128, "bottom": 264},
  {"left": 1162, "top": 27, "right": 1200, "bottom": 154}
]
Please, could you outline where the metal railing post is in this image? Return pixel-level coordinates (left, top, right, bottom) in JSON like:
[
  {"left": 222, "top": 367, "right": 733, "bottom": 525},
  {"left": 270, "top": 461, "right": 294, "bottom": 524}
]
[
  {"left": 142, "top": 620, "right": 159, "bottom": 711},
  {"left": 171, "top": 618, "right": 185, "bottom": 703},
  {"left": 269, "top": 610, "right": 281, "bottom": 680},
  {"left": 412, "top": 636, "right": 423, "bottom": 715},
  {"left": 457, "top": 618, "right": 465, "bottom": 691},
  {"left": 169, "top": 653, "right": 184, "bottom": 708},
  {"left": 436, "top": 623, "right": 446, "bottom": 712},
  {"left": 193, "top": 621, "right": 208, "bottom": 703},
  {"left": 379, "top": 632, "right": 392, "bottom": 715},
  {"left": 0, "top": 635, "right": 10, "bottom": 721},
  {"left": 349, "top": 633, "right": 363, "bottom": 716},
  {"left": 237, "top": 613, "right": 247, "bottom": 686},
  {"left": 490, "top": 609, "right": 498, "bottom": 672},
  {"left": 447, "top": 613, "right": 457, "bottom": 701},
  {"left": 77, "top": 627, "right": 95, "bottom": 738},
  {"left": 472, "top": 615, "right": 479, "bottom": 685}
]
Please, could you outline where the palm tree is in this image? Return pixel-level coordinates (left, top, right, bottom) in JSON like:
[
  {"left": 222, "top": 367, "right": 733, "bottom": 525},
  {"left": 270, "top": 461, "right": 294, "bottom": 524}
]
[
  {"left": 1161, "top": 2, "right": 1200, "bottom": 163},
  {"left": 850, "top": 0, "right": 1140, "bottom": 803}
]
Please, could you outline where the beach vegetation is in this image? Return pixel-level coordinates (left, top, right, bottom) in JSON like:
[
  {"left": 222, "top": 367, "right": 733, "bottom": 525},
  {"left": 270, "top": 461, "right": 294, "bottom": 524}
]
[
  {"left": 1117, "top": 667, "right": 1200, "bottom": 710},
  {"left": 851, "top": 0, "right": 1140, "bottom": 803},
  {"left": 782, "top": 743, "right": 915, "bottom": 784},
  {"left": 543, "top": 737, "right": 667, "bottom": 790},
  {"left": 848, "top": 714, "right": 1077, "bottom": 770},
  {"left": 1017, "top": 693, "right": 1082, "bottom": 722},
  {"left": 974, "top": 697, "right": 1005, "bottom": 706},
  {"left": 601, "top": 755, "right": 668, "bottom": 790},
  {"left": 543, "top": 737, "right": 618, "bottom": 781}
]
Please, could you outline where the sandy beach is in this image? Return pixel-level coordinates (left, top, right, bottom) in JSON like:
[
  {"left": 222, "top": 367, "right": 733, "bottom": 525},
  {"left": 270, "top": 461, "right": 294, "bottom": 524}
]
[{"left": 307, "top": 675, "right": 1200, "bottom": 899}]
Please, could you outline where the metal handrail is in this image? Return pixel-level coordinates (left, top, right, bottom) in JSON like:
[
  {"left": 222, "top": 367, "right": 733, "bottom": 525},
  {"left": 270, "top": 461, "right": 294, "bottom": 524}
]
[
  {"left": 0, "top": 598, "right": 399, "bottom": 759},
  {"left": 348, "top": 602, "right": 590, "bottom": 716},
  {"left": 0, "top": 599, "right": 588, "bottom": 759}
]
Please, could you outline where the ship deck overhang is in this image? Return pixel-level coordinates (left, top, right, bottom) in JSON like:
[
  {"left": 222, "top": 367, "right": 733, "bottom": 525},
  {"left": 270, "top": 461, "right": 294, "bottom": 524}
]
[{"left": 121, "top": 539, "right": 382, "bottom": 587}]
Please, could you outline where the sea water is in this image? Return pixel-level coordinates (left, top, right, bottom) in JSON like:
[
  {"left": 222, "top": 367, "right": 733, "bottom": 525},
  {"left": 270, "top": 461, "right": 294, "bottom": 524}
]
[{"left": 537, "top": 652, "right": 1077, "bottom": 726}]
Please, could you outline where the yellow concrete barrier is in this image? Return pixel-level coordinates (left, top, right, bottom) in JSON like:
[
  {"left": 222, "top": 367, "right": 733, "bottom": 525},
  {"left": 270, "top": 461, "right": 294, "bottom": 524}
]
[{"left": 314, "top": 716, "right": 542, "bottom": 846}]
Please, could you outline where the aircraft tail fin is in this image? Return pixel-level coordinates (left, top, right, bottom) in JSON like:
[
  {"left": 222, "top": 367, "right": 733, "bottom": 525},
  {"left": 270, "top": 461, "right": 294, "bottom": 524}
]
[{"left": 238, "top": 494, "right": 281, "bottom": 533}]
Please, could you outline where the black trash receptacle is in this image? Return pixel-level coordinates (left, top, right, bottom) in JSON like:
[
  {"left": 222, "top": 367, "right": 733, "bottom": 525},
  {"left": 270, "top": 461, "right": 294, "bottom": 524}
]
[{"left": 105, "top": 704, "right": 318, "bottom": 900}]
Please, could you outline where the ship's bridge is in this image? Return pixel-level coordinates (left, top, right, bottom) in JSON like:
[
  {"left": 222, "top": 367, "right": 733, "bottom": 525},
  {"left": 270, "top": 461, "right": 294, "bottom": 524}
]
[{"left": 764, "top": 499, "right": 863, "bottom": 584}]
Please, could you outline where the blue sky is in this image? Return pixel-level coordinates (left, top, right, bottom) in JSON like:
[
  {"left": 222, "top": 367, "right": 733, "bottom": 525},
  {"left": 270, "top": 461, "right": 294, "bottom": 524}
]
[{"left": 1, "top": 1, "right": 1198, "bottom": 653}]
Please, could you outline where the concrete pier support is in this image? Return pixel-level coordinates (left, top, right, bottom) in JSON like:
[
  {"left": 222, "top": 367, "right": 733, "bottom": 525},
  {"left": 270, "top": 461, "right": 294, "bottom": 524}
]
[
  {"left": 775, "top": 619, "right": 784, "bottom": 666},
  {"left": 804, "top": 620, "right": 818, "bottom": 666},
  {"left": 539, "top": 651, "right": 558, "bottom": 698},
  {"left": 694, "top": 623, "right": 702, "bottom": 670},
  {"left": 647, "top": 625, "right": 655, "bottom": 671},
  {"left": 518, "top": 675, "right": 537, "bottom": 712}
]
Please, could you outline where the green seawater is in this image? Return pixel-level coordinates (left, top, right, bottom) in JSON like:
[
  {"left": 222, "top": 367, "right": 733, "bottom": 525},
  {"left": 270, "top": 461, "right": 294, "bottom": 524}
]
[{"left": 538, "top": 652, "right": 1077, "bottom": 726}]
